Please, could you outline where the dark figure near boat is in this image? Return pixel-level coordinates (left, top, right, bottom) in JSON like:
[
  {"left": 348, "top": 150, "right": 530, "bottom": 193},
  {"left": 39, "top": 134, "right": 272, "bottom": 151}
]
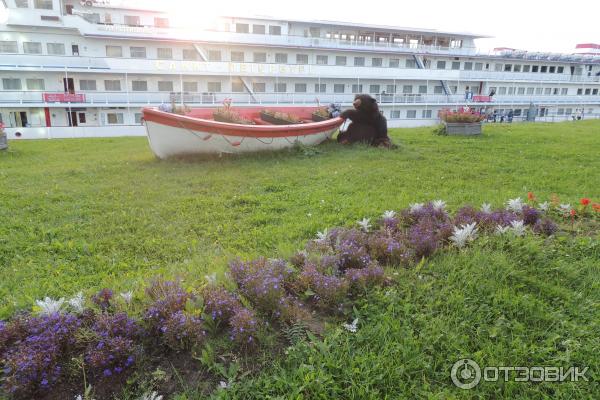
[{"left": 337, "top": 94, "right": 392, "bottom": 148}]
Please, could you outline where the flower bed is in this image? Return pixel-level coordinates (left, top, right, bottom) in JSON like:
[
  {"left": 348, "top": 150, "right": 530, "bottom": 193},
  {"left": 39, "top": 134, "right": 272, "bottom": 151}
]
[
  {"left": 438, "top": 108, "right": 486, "bottom": 136},
  {"left": 0, "top": 195, "right": 598, "bottom": 399}
]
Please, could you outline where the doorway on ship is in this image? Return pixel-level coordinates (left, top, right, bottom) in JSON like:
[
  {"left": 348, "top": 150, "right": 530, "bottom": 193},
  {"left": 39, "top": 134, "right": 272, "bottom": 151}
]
[
  {"left": 63, "top": 78, "right": 75, "bottom": 94},
  {"left": 67, "top": 110, "right": 78, "bottom": 127},
  {"left": 9, "top": 111, "right": 28, "bottom": 127}
]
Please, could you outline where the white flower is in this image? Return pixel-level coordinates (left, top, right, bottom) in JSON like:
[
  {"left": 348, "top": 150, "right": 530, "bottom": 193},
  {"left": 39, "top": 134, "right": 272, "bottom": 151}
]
[
  {"left": 506, "top": 198, "right": 524, "bottom": 212},
  {"left": 382, "top": 210, "right": 396, "bottom": 219},
  {"left": 538, "top": 201, "right": 550, "bottom": 212},
  {"left": 409, "top": 203, "right": 424, "bottom": 213},
  {"left": 68, "top": 292, "right": 85, "bottom": 313},
  {"left": 449, "top": 223, "right": 478, "bottom": 248},
  {"left": 558, "top": 204, "right": 572, "bottom": 214},
  {"left": 75, "top": 395, "right": 83, "bottom": 400},
  {"left": 204, "top": 273, "right": 217, "bottom": 285},
  {"left": 140, "top": 392, "right": 163, "bottom": 400},
  {"left": 120, "top": 291, "right": 133, "bottom": 304},
  {"left": 316, "top": 229, "right": 328, "bottom": 242},
  {"left": 510, "top": 220, "right": 527, "bottom": 236},
  {"left": 495, "top": 225, "right": 511, "bottom": 235},
  {"left": 219, "top": 381, "right": 229, "bottom": 389},
  {"left": 432, "top": 200, "right": 446, "bottom": 211},
  {"left": 343, "top": 318, "right": 358, "bottom": 333},
  {"left": 357, "top": 218, "right": 371, "bottom": 232},
  {"left": 480, "top": 203, "right": 493, "bottom": 214},
  {"left": 36, "top": 297, "right": 65, "bottom": 315}
]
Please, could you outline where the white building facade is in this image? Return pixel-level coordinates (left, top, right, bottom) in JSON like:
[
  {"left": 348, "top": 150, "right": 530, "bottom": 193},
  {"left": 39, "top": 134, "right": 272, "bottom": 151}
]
[{"left": 1, "top": 0, "right": 599, "bottom": 139}]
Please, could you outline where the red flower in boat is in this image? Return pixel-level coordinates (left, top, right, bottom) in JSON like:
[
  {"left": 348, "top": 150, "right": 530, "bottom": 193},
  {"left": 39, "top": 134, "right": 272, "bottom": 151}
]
[
  {"left": 527, "top": 192, "right": 536, "bottom": 201},
  {"left": 580, "top": 198, "right": 591, "bottom": 206}
]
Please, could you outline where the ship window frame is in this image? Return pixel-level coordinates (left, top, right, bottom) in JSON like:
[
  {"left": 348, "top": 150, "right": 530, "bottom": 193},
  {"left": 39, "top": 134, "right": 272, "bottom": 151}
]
[
  {"left": 315, "top": 83, "right": 327, "bottom": 93},
  {"left": 2, "top": 78, "right": 22, "bottom": 90},
  {"left": 124, "top": 15, "right": 141, "bottom": 27},
  {"left": 451, "top": 61, "right": 461, "bottom": 70},
  {"left": 23, "top": 41, "right": 43, "bottom": 54},
  {"left": 104, "top": 80, "right": 121, "bottom": 91},
  {"left": 296, "top": 54, "right": 309, "bottom": 65},
  {"left": 436, "top": 60, "right": 446, "bottom": 69},
  {"left": 131, "top": 80, "right": 148, "bottom": 92},
  {"left": 154, "top": 17, "right": 169, "bottom": 28},
  {"left": 15, "top": 0, "right": 29, "bottom": 8},
  {"left": 294, "top": 83, "right": 307, "bottom": 93},
  {"left": 79, "top": 79, "right": 97, "bottom": 91},
  {"left": 157, "top": 81, "right": 174, "bottom": 92},
  {"left": 275, "top": 53, "right": 287, "bottom": 63},
  {"left": 130, "top": 46, "right": 147, "bottom": 59},
  {"left": 183, "top": 49, "right": 199, "bottom": 61},
  {"left": 207, "top": 82, "right": 223, "bottom": 93},
  {"left": 106, "top": 45, "right": 123, "bottom": 58},
  {"left": 106, "top": 112, "right": 124, "bottom": 125},
  {"left": 47, "top": 43, "right": 66, "bottom": 55},
  {"left": 369, "top": 84, "right": 380, "bottom": 94},
  {"left": 351, "top": 83, "right": 363, "bottom": 93},
  {"left": 231, "top": 81, "right": 245, "bottom": 93},
  {"left": 236, "top": 23, "right": 249, "bottom": 34},
  {"left": 372, "top": 57, "right": 383, "bottom": 67},
  {"left": 252, "top": 24, "right": 265, "bottom": 34},
  {"left": 275, "top": 83, "right": 287, "bottom": 93},
  {"left": 353, "top": 57, "right": 365, "bottom": 67},
  {"left": 157, "top": 48, "right": 173, "bottom": 60},
  {"left": 389, "top": 58, "right": 400, "bottom": 68},
  {"left": 0, "top": 41, "right": 18, "bottom": 54},
  {"left": 253, "top": 52, "right": 267, "bottom": 63},
  {"left": 463, "top": 62, "right": 473, "bottom": 71},
  {"left": 334, "top": 84, "right": 345, "bottom": 93},
  {"left": 26, "top": 78, "right": 45, "bottom": 90},
  {"left": 406, "top": 110, "right": 417, "bottom": 119},
  {"left": 231, "top": 51, "right": 245, "bottom": 62},
  {"left": 335, "top": 56, "right": 347, "bottom": 66},
  {"left": 183, "top": 81, "right": 198, "bottom": 92},
  {"left": 422, "top": 110, "right": 432, "bottom": 118},
  {"left": 316, "top": 55, "right": 329, "bottom": 65},
  {"left": 208, "top": 50, "right": 222, "bottom": 62},
  {"left": 522, "top": 65, "right": 531, "bottom": 73},
  {"left": 33, "top": 0, "right": 53, "bottom": 10},
  {"left": 269, "top": 26, "right": 282, "bottom": 35}
]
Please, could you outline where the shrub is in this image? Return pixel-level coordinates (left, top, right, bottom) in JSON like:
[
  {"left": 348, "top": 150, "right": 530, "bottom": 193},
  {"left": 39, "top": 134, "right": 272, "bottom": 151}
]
[
  {"left": 202, "top": 286, "right": 241, "bottom": 325},
  {"left": 333, "top": 229, "right": 371, "bottom": 270},
  {"left": 298, "top": 263, "right": 349, "bottom": 309},
  {"left": 91, "top": 288, "right": 114, "bottom": 311},
  {"left": 229, "top": 307, "right": 259, "bottom": 348},
  {"left": 367, "top": 233, "right": 412, "bottom": 266},
  {"left": 522, "top": 206, "right": 541, "bottom": 226},
  {"left": 345, "top": 265, "right": 385, "bottom": 293},
  {"left": 533, "top": 218, "right": 559, "bottom": 236}
]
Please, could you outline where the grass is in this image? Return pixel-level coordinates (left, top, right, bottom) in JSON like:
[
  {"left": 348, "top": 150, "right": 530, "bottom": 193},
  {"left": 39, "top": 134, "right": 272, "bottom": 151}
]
[{"left": 0, "top": 121, "right": 599, "bottom": 398}]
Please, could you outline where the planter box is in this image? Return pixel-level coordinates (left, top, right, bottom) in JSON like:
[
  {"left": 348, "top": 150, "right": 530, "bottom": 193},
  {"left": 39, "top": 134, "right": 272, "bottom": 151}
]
[
  {"left": 260, "top": 111, "right": 302, "bottom": 125},
  {"left": 0, "top": 135, "right": 7, "bottom": 150},
  {"left": 311, "top": 112, "right": 330, "bottom": 122},
  {"left": 444, "top": 122, "right": 482, "bottom": 136}
]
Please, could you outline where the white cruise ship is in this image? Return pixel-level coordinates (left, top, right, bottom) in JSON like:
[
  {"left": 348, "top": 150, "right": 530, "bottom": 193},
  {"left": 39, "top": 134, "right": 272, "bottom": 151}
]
[{"left": 0, "top": 0, "right": 599, "bottom": 139}]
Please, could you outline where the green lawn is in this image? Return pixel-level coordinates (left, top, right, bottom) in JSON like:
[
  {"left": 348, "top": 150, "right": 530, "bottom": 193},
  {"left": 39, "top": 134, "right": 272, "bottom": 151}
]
[{"left": 0, "top": 121, "right": 598, "bottom": 318}]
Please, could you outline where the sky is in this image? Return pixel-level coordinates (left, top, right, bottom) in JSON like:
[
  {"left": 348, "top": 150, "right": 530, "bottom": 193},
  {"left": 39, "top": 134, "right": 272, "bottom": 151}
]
[{"left": 128, "top": 0, "right": 598, "bottom": 53}]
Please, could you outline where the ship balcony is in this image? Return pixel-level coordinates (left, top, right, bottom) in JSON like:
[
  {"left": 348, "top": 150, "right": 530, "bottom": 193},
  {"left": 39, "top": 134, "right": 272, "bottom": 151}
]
[
  {"left": 1, "top": 91, "right": 598, "bottom": 108},
  {"left": 2, "top": 54, "right": 600, "bottom": 84}
]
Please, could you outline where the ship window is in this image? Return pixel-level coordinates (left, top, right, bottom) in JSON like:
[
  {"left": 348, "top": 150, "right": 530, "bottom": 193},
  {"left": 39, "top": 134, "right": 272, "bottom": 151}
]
[
  {"left": 498, "top": 87, "right": 507, "bottom": 95},
  {"left": 78, "top": 113, "right": 86, "bottom": 124},
  {"left": 334, "top": 84, "right": 345, "bottom": 93},
  {"left": 309, "top": 27, "right": 320, "bottom": 37},
  {"left": 513, "top": 65, "right": 521, "bottom": 72},
  {"left": 451, "top": 61, "right": 460, "bottom": 70},
  {"left": 436, "top": 61, "right": 446, "bottom": 69},
  {"left": 405, "top": 59, "right": 416, "bottom": 68},
  {"left": 494, "top": 64, "right": 503, "bottom": 71},
  {"left": 15, "top": 0, "right": 28, "bottom": 8},
  {"left": 106, "top": 113, "right": 124, "bottom": 124},
  {"left": 419, "top": 85, "right": 428, "bottom": 94},
  {"left": 183, "top": 82, "right": 198, "bottom": 92},
  {"left": 296, "top": 54, "right": 309, "bottom": 64},
  {"left": 549, "top": 66, "right": 556, "bottom": 73},
  {"left": 474, "top": 62, "right": 483, "bottom": 71},
  {"left": 422, "top": 110, "right": 432, "bottom": 118},
  {"left": 463, "top": 62, "right": 473, "bottom": 70},
  {"left": 236, "top": 24, "right": 249, "bottom": 33},
  {"left": 403, "top": 85, "right": 413, "bottom": 94},
  {"left": 26, "top": 79, "right": 45, "bottom": 90},
  {"left": 527, "top": 87, "right": 534, "bottom": 95},
  {"left": 275, "top": 53, "right": 287, "bottom": 63},
  {"left": 294, "top": 83, "right": 307, "bottom": 93},
  {"left": 565, "top": 108, "right": 572, "bottom": 115},
  {"left": 2, "top": 78, "right": 21, "bottom": 90},
  {"left": 504, "top": 64, "right": 512, "bottom": 72},
  {"left": 585, "top": 88, "right": 591, "bottom": 95},
  {"left": 208, "top": 82, "right": 222, "bottom": 92},
  {"left": 34, "top": 0, "right": 52, "bottom": 10},
  {"left": 522, "top": 65, "right": 531, "bottom": 73},
  {"left": 369, "top": 84, "right": 380, "bottom": 94},
  {"left": 542, "top": 87, "right": 550, "bottom": 95},
  {"left": 450, "top": 86, "right": 457, "bottom": 94},
  {"left": 518, "top": 87, "right": 525, "bottom": 95},
  {"left": 561, "top": 88, "right": 568, "bottom": 95},
  {"left": 0, "top": 41, "right": 18, "bottom": 54},
  {"left": 23, "top": 42, "right": 42, "bottom": 54},
  {"left": 104, "top": 80, "right": 121, "bottom": 91},
  {"left": 84, "top": 13, "right": 100, "bottom": 23},
  {"left": 389, "top": 59, "right": 400, "bottom": 68},
  {"left": 106, "top": 45, "right": 123, "bottom": 58},
  {"left": 183, "top": 49, "right": 198, "bottom": 60},
  {"left": 557, "top": 66, "right": 564, "bottom": 73},
  {"left": 541, "top": 66, "right": 548, "bottom": 73},
  {"left": 79, "top": 80, "right": 97, "bottom": 91},
  {"left": 335, "top": 56, "right": 347, "bottom": 66},
  {"left": 386, "top": 85, "right": 397, "bottom": 93},
  {"left": 315, "top": 83, "right": 326, "bottom": 93},
  {"left": 252, "top": 24, "right": 265, "bottom": 34},
  {"left": 406, "top": 110, "right": 417, "bottom": 118},
  {"left": 132, "top": 81, "right": 148, "bottom": 91},
  {"left": 275, "top": 83, "right": 287, "bottom": 92},
  {"left": 47, "top": 43, "right": 65, "bottom": 55},
  {"left": 531, "top": 65, "right": 539, "bottom": 72},
  {"left": 158, "top": 81, "right": 174, "bottom": 92},
  {"left": 553, "top": 88, "right": 559, "bottom": 95},
  {"left": 253, "top": 52, "right": 267, "bottom": 63},
  {"left": 317, "top": 55, "right": 328, "bottom": 65},
  {"left": 135, "top": 113, "right": 142, "bottom": 124},
  {"left": 372, "top": 58, "right": 383, "bottom": 67},
  {"left": 391, "top": 110, "right": 401, "bottom": 119},
  {"left": 232, "top": 81, "right": 245, "bottom": 92},
  {"left": 231, "top": 51, "right": 245, "bottom": 62},
  {"left": 208, "top": 50, "right": 221, "bottom": 61},
  {"left": 154, "top": 17, "right": 169, "bottom": 28},
  {"left": 592, "top": 89, "right": 598, "bottom": 95},
  {"left": 269, "top": 26, "right": 282, "bottom": 35},
  {"left": 130, "top": 47, "right": 147, "bottom": 58},
  {"left": 351, "top": 84, "right": 363, "bottom": 93},
  {"left": 508, "top": 87, "right": 515, "bottom": 95},
  {"left": 557, "top": 108, "right": 565, "bottom": 116},
  {"left": 124, "top": 15, "right": 141, "bottom": 27},
  {"left": 354, "top": 57, "right": 365, "bottom": 67},
  {"left": 157, "top": 48, "right": 172, "bottom": 60},
  {"left": 534, "top": 87, "right": 542, "bottom": 95},
  {"left": 433, "top": 85, "right": 443, "bottom": 94}
]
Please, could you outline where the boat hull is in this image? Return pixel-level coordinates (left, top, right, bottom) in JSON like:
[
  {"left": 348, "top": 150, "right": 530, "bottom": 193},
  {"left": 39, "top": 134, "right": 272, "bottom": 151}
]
[{"left": 143, "top": 107, "right": 342, "bottom": 159}]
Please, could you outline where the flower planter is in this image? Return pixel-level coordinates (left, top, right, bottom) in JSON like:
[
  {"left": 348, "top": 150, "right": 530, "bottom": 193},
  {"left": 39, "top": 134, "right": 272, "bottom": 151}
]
[
  {"left": 311, "top": 112, "right": 330, "bottom": 122},
  {"left": 0, "top": 135, "right": 7, "bottom": 150},
  {"left": 260, "top": 111, "right": 303, "bottom": 125},
  {"left": 444, "top": 122, "right": 482, "bottom": 136}
]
